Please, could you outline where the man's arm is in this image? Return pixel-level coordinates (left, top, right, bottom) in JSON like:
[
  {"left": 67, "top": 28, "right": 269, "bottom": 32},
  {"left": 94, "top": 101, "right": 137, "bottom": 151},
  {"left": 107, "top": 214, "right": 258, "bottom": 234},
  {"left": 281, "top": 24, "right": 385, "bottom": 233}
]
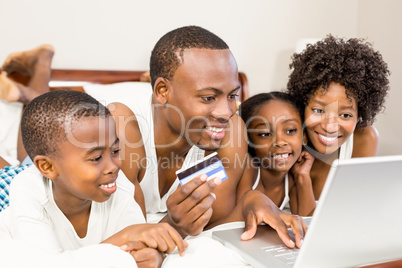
[
  {"left": 162, "top": 114, "right": 247, "bottom": 236},
  {"left": 108, "top": 102, "right": 146, "bottom": 217},
  {"left": 207, "top": 189, "right": 306, "bottom": 248},
  {"left": 236, "top": 154, "right": 258, "bottom": 203}
]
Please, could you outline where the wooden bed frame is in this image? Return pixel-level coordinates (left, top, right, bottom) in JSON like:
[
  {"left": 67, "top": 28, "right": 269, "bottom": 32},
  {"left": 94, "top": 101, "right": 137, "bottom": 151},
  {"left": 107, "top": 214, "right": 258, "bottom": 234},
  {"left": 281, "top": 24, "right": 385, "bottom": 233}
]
[{"left": 9, "top": 69, "right": 250, "bottom": 102}]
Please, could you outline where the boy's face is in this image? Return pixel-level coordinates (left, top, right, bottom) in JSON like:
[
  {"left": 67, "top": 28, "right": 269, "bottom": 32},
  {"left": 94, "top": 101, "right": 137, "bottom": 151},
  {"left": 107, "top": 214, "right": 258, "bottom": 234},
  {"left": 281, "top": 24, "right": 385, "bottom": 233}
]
[
  {"left": 304, "top": 82, "right": 358, "bottom": 155},
  {"left": 165, "top": 48, "right": 240, "bottom": 151},
  {"left": 51, "top": 115, "right": 121, "bottom": 203},
  {"left": 248, "top": 100, "right": 303, "bottom": 172}
]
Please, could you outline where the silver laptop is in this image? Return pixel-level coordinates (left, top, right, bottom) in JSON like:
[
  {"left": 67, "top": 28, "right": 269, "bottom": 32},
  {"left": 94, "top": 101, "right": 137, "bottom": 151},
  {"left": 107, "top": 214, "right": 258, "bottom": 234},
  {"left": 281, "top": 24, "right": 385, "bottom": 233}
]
[{"left": 212, "top": 155, "right": 402, "bottom": 268}]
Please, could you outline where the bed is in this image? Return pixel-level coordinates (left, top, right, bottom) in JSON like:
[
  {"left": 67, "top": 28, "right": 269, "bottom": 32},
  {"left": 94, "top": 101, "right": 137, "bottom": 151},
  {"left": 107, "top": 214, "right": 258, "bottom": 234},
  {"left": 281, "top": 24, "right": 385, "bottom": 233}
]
[{"left": 8, "top": 69, "right": 250, "bottom": 102}]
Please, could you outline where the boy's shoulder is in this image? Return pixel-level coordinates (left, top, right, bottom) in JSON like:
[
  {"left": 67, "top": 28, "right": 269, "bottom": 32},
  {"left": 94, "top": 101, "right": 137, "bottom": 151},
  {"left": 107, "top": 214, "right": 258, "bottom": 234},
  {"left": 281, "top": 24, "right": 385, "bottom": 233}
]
[
  {"left": 11, "top": 165, "right": 44, "bottom": 189},
  {"left": 9, "top": 165, "right": 48, "bottom": 203}
]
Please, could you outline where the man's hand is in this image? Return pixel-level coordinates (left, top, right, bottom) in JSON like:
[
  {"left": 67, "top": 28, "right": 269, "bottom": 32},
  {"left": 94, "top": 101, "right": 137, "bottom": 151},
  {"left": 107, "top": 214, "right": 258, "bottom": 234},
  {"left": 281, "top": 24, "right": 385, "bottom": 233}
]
[
  {"left": 239, "top": 190, "right": 306, "bottom": 248},
  {"left": 165, "top": 174, "right": 222, "bottom": 236}
]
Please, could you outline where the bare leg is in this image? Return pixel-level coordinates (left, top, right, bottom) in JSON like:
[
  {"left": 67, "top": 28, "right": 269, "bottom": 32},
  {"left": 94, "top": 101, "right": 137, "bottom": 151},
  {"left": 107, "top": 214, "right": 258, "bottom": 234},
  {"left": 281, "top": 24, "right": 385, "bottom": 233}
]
[
  {"left": 1, "top": 44, "right": 54, "bottom": 103},
  {"left": 2, "top": 44, "right": 54, "bottom": 95},
  {"left": 0, "top": 71, "right": 19, "bottom": 101}
]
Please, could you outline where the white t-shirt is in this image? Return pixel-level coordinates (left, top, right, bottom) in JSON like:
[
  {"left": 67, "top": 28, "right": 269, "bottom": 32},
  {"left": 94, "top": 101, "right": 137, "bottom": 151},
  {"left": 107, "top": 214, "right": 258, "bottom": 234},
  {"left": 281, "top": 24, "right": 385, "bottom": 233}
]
[
  {"left": 0, "top": 237, "right": 137, "bottom": 268},
  {"left": 115, "top": 86, "right": 206, "bottom": 222},
  {"left": 0, "top": 165, "right": 145, "bottom": 254}
]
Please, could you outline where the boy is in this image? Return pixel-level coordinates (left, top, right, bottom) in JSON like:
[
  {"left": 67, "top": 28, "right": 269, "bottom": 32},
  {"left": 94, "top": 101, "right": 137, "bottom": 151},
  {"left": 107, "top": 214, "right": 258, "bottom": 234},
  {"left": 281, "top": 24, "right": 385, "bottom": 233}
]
[{"left": 0, "top": 90, "right": 187, "bottom": 267}]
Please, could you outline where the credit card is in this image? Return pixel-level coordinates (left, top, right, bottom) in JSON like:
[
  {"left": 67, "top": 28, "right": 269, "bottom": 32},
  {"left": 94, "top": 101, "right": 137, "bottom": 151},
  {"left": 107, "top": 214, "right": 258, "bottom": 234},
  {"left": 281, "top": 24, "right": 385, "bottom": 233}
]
[{"left": 176, "top": 152, "right": 228, "bottom": 186}]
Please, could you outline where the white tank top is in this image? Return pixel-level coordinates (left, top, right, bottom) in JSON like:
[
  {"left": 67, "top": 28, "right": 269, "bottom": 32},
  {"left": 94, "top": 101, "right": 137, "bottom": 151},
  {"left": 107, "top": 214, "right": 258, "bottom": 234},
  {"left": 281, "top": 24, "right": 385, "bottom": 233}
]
[
  {"left": 339, "top": 133, "right": 354, "bottom": 160},
  {"left": 127, "top": 88, "right": 205, "bottom": 219},
  {"left": 252, "top": 169, "right": 290, "bottom": 211}
]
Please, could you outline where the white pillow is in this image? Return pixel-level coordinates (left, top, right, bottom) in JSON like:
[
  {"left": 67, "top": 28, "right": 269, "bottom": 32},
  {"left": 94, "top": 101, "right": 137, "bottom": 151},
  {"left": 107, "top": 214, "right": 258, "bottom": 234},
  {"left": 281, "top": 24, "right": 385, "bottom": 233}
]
[{"left": 83, "top": 82, "right": 152, "bottom": 107}]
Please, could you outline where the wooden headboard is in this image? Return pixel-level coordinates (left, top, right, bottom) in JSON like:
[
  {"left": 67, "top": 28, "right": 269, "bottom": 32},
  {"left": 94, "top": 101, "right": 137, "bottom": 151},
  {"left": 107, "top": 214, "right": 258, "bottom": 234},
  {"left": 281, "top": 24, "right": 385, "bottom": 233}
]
[{"left": 8, "top": 69, "right": 250, "bottom": 102}]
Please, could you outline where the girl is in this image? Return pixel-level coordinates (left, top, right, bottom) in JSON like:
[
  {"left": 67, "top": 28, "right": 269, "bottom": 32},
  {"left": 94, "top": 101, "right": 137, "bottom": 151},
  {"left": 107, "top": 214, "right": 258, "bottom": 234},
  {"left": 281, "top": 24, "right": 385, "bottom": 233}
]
[
  {"left": 238, "top": 91, "right": 316, "bottom": 216},
  {"left": 287, "top": 35, "right": 390, "bottom": 200}
]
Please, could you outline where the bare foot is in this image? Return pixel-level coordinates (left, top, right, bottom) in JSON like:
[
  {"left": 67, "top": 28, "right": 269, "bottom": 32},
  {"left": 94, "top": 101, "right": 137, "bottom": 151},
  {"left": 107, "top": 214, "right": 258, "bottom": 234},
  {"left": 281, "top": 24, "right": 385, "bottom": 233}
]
[
  {"left": 139, "top": 71, "right": 151, "bottom": 82},
  {"left": 0, "top": 72, "right": 21, "bottom": 102},
  {"left": 2, "top": 44, "right": 55, "bottom": 76}
]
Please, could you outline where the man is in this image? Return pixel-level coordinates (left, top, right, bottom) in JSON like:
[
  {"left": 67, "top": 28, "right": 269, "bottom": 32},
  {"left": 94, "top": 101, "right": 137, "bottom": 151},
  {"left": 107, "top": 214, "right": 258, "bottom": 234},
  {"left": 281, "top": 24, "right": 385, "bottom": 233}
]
[{"left": 111, "top": 26, "right": 305, "bottom": 248}]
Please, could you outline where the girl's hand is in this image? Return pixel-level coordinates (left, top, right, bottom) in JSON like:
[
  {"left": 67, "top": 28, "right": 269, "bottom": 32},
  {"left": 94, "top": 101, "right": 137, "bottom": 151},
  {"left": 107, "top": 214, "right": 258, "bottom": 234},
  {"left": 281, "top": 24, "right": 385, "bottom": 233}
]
[{"left": 291, "top": 150, "right": 314, "bottom": 179}]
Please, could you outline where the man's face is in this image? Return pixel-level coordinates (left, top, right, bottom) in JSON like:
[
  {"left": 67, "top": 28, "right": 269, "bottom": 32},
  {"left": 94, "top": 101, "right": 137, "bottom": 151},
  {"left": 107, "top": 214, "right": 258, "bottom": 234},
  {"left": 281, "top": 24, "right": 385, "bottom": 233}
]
[{"left": 164, "top": 48, "right": 240, "bottom": 151}]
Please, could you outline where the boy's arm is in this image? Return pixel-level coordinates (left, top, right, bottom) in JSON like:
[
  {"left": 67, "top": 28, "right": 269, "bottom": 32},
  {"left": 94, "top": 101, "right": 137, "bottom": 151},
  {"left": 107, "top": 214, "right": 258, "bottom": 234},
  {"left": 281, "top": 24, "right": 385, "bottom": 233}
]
[
  {"left": 352, "top": 125, "right": 379, "bottom": 157},
  {"left": 102, "top": 223, "right": 188, "bottom": 256},
  {"left": 109, "top": 102, "right": 146, "bottom": 217},
  {"left": 121, "top": 241, "right": 164, "bottom": 268}
]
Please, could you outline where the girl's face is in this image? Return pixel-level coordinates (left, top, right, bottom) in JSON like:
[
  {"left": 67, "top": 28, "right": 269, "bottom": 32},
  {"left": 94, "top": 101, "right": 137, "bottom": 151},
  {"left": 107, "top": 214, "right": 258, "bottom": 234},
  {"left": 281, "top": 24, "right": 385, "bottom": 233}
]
[
  {"left": 247, "top": 100, "right": 304, "bottom": 172},
  {"left": 304, "top": 82, "right": 358, "bottom": 155}
]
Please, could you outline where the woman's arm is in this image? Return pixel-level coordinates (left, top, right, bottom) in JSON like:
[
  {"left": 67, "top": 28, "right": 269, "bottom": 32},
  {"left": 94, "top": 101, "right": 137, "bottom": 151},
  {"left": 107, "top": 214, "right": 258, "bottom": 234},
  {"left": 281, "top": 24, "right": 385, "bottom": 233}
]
[{"left": 352, "top": 125, "right": 380, "bottom": 157}]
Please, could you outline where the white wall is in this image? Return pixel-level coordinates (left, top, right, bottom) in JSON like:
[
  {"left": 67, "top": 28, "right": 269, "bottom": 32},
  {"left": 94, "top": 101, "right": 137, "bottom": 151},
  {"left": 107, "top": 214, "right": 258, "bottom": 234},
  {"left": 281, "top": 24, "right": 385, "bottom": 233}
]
[
  {"left": 1, "top": 0, "right": 400, "bottom": 155},
  {"left": 358, "top": 0, "right": 402, "bottom": 156},
  {"left": 0, "top": 0, "right": 359, "bottom": 88}
]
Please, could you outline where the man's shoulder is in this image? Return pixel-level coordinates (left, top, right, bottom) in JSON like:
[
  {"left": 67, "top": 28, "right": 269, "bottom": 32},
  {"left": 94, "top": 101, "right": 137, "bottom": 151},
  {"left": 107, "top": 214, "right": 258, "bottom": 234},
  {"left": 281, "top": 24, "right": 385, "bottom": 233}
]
[{"left": 218, "top": 113, "right": 247, "bottom": 155}]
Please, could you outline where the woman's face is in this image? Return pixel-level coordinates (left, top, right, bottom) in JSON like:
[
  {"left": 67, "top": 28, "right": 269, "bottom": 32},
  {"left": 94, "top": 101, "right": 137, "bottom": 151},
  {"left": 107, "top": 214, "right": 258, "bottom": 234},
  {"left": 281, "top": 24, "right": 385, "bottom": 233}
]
[{"left": 304, "top": 82, "right": 358, "bottom": 155}]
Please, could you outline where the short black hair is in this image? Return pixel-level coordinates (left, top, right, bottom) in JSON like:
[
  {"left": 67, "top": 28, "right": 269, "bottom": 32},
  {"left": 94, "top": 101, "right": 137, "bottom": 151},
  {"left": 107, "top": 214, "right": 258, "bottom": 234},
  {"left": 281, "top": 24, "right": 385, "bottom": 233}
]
[
  {"left": 150, "top": 25, "right": 229, "bottom": 88},
  {"left": 287, "top": 34, "right": 390, "bottom": 128},
  {"left": 238, "top": 91, "right": 301, "bottom": 158},
  {"left": 21, "top": 90, "right": 111, "bottom": 160}
]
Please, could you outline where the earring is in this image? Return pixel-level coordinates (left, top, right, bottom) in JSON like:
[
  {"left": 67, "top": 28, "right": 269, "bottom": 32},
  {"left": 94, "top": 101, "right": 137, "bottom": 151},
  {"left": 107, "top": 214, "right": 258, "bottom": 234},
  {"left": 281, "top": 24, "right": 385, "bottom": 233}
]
[{"left": 302, "top": 137, "right": 308, "bottom": 145}]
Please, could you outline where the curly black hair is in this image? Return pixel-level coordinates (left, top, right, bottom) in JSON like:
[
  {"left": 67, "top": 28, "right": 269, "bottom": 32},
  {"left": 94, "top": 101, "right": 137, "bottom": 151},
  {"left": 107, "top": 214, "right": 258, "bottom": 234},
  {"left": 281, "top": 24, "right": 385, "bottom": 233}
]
[
  {"left": 150, "top": 25, "right": 229, "bottom": 88},
  {"left": 287, "top": 34, "right": 390, "bottom": 128},
  {"left": 21, "top": 90, "right": 111, "bottom": 160}
]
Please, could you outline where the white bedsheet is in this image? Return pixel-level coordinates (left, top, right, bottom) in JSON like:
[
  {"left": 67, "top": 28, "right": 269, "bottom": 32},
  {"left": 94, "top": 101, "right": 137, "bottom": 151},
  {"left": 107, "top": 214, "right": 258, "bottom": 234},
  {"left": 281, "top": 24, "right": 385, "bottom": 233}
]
[
  {"left": 163, "top": 222, "right": 252, "bottom": 268},
  {"left": 0, "top": 237, "right": 137, "bottom": 268}
]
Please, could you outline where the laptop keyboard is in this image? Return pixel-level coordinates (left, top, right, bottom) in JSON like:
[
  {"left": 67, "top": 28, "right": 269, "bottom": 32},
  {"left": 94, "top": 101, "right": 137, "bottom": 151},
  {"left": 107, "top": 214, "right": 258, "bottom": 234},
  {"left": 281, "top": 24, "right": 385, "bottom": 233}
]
[{"left": 261, "top": 245, "right": 300, "bottom": 265}]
